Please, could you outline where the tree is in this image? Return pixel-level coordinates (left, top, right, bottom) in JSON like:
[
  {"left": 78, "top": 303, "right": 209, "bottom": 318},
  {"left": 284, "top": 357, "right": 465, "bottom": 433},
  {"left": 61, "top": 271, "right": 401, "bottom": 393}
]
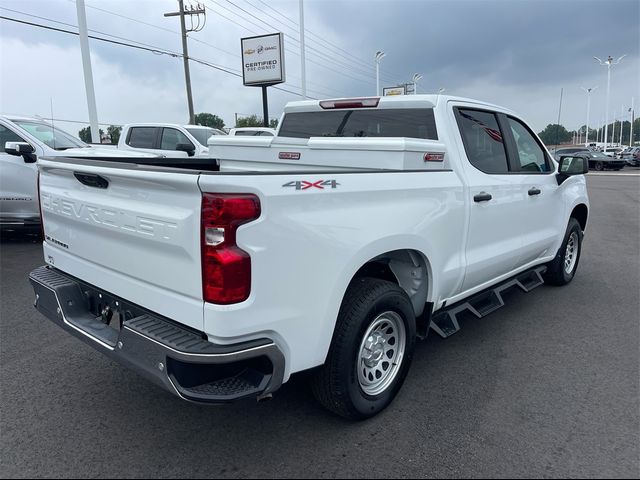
[
  {"left": 235, "top": 114, "right": 262, "bottom": 128},
  {"left": 107, "top": 125, "right": 122, "bottom": 145},
  {"left": 235, "top": 115, "right": 277, "bottom": 128},
  {"left": 537, "top": 124, "right": 571, "bottom": 146},
  {"left": 78, "top": 126, "right": 104, "bottom": 143},
  {"left": 194, "top": 112, "right": 225, "bottom": 129}
]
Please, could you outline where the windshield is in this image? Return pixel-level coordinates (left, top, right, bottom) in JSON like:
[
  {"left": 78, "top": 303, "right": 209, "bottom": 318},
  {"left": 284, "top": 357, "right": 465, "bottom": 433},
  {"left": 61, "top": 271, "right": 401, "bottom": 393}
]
[
  {"left": 12, "top": 120, "right": 86, "bottom": 150},
  {"left": 186, "top": 127, "right": 225, "bottom": 146},
  {"left": 588, "top": 152, "right": 609, "bottom": 159}
]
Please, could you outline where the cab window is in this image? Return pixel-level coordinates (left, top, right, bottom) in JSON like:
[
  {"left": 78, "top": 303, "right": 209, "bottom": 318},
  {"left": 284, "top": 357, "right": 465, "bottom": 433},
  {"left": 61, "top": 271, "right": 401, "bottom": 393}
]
[
  {"left": 127, "top": 127, "right": 158, "bottom": 149},
  {"left": 456, "top": 109, "right": 509, "bottom": 174},
  {"left": 0, "top": 125, "right": 26, "bottom": 153},
  {"left": 507, "top": 117, "right": 551, "bottom": 172},
  {"left": 161, "top": 128, "right": 193, "bottom": 150}
]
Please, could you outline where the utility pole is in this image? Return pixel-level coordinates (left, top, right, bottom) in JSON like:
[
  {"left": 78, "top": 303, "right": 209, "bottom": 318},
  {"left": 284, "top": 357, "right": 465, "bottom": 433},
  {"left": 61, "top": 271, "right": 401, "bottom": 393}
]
[
  {"left": 76, "top": 0, "right": 100, "bottom": 143},
  {"left": 165, "top": 1, "right": 205, "bottom": 124}
]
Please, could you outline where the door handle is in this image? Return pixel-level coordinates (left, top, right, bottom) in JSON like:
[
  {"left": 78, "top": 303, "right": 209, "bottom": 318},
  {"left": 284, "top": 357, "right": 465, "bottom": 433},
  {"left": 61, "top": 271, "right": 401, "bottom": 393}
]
[
  {"left": 528, "top": 187, "right": 541, "bottom": 196},
  {"left": 74, "top": 172, "right": 109, "bottom": 189},
  {"left": 473, "top": 192, "right": 492, "bottom": 203}
]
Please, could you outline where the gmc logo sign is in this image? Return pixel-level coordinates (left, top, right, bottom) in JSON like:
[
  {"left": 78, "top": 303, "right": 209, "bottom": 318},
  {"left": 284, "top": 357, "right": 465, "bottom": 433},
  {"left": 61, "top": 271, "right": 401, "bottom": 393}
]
[{"left": 282, "top": 180, "right": 340, "bottom": 190}]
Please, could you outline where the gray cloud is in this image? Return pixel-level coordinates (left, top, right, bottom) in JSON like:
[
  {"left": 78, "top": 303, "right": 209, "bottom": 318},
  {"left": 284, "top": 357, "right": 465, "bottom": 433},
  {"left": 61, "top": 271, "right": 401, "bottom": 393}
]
[{"left": 1, "top": 0, "right": 638, "bottom": 134}]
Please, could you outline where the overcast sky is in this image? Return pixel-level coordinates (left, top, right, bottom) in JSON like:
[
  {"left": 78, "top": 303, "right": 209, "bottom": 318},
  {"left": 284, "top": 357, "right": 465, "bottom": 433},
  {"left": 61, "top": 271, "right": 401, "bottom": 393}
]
[{"left": 0, "top": 0, "right": 638, "bottom": 136}]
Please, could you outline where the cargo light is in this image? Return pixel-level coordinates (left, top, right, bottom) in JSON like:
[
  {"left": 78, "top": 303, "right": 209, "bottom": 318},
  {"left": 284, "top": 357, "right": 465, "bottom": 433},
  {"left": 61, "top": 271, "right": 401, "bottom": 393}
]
[
  {"left": 319, "top": 97, "right": 380, "bottom": 109},
  {"left": 201, "top": 193, "right": 261, "bottom": 304}
]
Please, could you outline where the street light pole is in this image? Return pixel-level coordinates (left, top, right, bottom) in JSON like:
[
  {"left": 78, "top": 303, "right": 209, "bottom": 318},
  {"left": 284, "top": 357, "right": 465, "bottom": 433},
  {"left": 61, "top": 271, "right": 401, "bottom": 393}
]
[
  {"left": 299, "top": 0, "right": 307, "bottom": 99},
  {"left": 76, "top": 0, "right": 100, "bottom": 143},
  {"left": 375, "top": 51, "right": 385, "bottom": 96},
  {"left": 630, "top": 97, "right": 635, "bottom": 147},
  {"left": 619, "top": 105, "right": 624, "bottom": 146},
  {"left": 594, "top": 55, "right": 626, "bottom": 153},
  {"left": 412, "top": 73, "right": 422, "bottom": 95},
  {"left": 581, "top": 86, "right": 597, "bottom": 146}
]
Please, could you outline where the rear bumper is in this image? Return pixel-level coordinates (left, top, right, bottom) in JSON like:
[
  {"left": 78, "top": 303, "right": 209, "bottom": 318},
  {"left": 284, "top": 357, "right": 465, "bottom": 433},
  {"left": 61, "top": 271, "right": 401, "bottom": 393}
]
[{"left": 29, "top": 266, "right": 285, "bottom": 404}]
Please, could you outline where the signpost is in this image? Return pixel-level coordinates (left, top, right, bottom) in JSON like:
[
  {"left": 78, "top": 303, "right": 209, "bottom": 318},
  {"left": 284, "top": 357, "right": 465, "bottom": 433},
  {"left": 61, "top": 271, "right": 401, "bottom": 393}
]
[{"left": 241, "top": 33, "right": 286, "bottom": 127}]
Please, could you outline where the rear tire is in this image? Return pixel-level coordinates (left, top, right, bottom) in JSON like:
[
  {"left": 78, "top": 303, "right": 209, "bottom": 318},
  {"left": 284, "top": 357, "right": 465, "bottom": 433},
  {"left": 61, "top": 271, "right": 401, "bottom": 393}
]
[
  {"left": 595, "top": 161, "right": 604, "bottom": 171},
  {"left": 543, "top": 218, "right": 583, "bottom": 286},
  {"left": 311, "top": 277, "right": 416, "bottom": 420}
]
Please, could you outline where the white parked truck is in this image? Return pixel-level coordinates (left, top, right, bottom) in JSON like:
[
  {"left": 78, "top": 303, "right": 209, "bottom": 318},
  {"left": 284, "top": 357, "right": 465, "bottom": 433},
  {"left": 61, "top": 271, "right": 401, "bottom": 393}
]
[
  {"left": 117, "top": 123, "right": 226, "bottom": 158},
  {"left": 29, "top": 95, "right": 589, "bottom": 419}
]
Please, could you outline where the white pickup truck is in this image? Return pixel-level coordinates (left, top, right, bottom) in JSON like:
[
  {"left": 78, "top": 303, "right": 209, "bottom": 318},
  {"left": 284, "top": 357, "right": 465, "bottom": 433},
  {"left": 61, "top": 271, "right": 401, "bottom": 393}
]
[
  {"left": 117, "top": 123, "right": 226, "bottom": 158},
  {"left": 29, "top": 95, "right": 589, "bottom": 419}
]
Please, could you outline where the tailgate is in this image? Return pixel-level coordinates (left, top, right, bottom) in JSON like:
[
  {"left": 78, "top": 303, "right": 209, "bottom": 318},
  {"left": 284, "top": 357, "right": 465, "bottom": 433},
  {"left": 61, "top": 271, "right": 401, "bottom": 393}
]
[{"left": 38, "top": 158, "right": 204, "bottom": 330}]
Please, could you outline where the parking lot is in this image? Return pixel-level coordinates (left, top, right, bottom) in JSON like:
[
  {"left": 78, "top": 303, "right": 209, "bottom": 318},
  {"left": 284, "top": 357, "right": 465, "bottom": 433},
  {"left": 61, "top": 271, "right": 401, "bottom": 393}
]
[{"left": 0, "top": 173, "right": 638, "bottom": 478}]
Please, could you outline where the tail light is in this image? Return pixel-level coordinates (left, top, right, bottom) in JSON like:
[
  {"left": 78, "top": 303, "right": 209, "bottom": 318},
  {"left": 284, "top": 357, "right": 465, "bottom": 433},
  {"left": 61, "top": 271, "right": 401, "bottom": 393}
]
[
  {"left": 319, "top": 97, "right": 380, "bottom": 109},
  {"left": 201, "top": 193, "right": 261, "bottom": 304}
]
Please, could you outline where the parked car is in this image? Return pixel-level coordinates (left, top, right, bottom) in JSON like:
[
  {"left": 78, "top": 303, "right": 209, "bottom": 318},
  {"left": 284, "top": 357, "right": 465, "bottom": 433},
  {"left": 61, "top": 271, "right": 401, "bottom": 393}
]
[
  {"left": 0, "top": 115, "right": 156, "bottom": 228},
  {"left": 30, "top": 95, "right": 589, "bottom": 419},
  {"left": 552, "top": 146, "right": 590, "bottom": 161},
  {"left": 570, "top": 150, "right": 626, "bottom": 171},
  {"left": 603, "top": 147, "right": 623, "bottom": 158},
  {"left": 620, "top": 146, "right": 640, "bottom": 166},
  {"left": 228, "top": 127, "right": 276, "bottom": 137},
  {"left": 118, "top": 123, "right": 226, "bottom": 157}
]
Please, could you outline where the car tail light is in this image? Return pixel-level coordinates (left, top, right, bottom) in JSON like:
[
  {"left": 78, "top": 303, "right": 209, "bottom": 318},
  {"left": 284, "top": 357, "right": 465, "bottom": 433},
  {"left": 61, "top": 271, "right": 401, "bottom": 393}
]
[
  {"left": 319, "top": 97, "right": 380, "bottom": 109},
  {"left": 201, "top": 193, "right": 261, "bottom": 304}
]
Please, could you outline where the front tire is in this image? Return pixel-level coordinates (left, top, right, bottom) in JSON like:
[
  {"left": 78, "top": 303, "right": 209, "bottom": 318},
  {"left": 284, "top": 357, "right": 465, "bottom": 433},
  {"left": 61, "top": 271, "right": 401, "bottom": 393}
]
[
  {"left": 311, "top": 277, "right": 416, "bottom": 420},
  {"left": 543, "top": 218, "right": 583, "bottom": 286},
  {"left": 595, "top": 161, "right": 604, "bottom": 171}
]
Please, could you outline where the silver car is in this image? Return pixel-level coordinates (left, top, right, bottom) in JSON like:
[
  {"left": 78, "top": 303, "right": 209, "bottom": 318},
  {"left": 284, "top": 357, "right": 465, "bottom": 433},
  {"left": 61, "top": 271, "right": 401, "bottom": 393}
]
[{"left": 0, "top": 115, "right": 156, "bottom": 228}]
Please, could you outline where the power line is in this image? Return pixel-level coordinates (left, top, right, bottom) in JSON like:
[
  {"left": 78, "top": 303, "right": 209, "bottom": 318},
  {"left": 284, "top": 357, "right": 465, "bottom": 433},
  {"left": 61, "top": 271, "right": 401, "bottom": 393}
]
[
  {"left": 0, "top": 14, "right": 313, "bottom": 99},
  {"left": 205, "top": 0, "right": 377, "bottom": 85},
  {"left": 251, "top": 0, "right": 400, "bottom": 84}
]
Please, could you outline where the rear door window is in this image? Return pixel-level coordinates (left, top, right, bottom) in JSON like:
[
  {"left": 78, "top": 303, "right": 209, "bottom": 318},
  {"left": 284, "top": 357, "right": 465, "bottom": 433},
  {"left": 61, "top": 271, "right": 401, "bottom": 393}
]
[
  {"left": 456, "top": 109, "right": 509, "bottom": 174},
  {"left": 278, "top": 108, "right": 438, "bottom": 140},
  {"left": 127, "top": 127, "right": 158, "bottom": 149}
]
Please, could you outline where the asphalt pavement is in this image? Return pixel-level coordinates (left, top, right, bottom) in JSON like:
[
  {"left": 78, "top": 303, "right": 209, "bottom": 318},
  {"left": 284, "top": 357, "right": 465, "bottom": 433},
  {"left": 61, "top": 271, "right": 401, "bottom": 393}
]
[{"left": 1, "top": 174, "right": 638, "bottom": 478}]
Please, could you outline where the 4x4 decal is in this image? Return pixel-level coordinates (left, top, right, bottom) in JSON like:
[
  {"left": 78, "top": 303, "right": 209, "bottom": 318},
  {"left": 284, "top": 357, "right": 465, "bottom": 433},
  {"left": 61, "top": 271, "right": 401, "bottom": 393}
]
[{"left": 282, "top": 180, "right": 340, "bottom": 190}]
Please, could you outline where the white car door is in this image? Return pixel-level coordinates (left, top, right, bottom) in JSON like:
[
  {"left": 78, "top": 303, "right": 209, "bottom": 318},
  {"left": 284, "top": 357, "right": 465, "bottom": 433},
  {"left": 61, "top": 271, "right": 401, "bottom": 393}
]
[
  {"left": 454, "top": 107, "right": 524, "bottom": 292},
  {"left": 503, "top": 116, "right": 564, "bottom": 265},
  {"left": 0, "top": 123, "right": 40, "bottom": 225}
]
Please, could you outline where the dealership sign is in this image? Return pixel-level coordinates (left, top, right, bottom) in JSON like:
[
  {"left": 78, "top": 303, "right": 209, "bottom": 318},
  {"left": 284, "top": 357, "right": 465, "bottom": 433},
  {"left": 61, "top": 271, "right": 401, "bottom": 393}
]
[
  {"left": 241, "top": 33, "right": 286, "bottom": 86},
  {"left": 383, "top": 86, "right": 406, "bottom": 96}
]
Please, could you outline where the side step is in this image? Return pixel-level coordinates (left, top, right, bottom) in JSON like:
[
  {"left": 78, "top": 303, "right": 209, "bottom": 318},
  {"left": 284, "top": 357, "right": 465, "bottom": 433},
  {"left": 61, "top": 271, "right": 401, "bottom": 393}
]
[{"left": 430, "top": 266, "right": 546, "bottom": 338}]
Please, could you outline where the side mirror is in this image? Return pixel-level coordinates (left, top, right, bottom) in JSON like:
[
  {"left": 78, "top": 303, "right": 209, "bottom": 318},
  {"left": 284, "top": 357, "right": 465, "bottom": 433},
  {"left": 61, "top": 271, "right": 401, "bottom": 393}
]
[
  {"left": 556, "top": 155, "right": 588, "bottom": 185},
  {"left": 175, "top": 143, "right": 195, "bottom": 157},
  {"left": 5, "top": 142, "right": 36, "bottom": 163}
]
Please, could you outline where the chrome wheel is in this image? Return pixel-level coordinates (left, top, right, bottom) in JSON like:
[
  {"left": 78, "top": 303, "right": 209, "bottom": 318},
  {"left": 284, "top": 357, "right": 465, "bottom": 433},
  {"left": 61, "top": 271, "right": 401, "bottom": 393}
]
[
  {"left": 357, "top": 311, "right": 406, "bottom": 396},
  {"left": 564, "top": 231, "right": 579, "bottom": 275}
]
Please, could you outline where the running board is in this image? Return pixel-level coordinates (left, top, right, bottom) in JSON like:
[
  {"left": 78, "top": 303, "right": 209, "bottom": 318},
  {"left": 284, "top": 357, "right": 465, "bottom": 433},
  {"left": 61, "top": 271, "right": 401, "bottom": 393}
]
[{"left": 430, "top": 266, "right": 546, "bottom": 338}]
